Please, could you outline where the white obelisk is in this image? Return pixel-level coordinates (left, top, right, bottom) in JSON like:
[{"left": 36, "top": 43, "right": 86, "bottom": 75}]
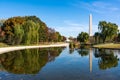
[{"left": 89, "top": 14, "right": 92, "bottom": 36}]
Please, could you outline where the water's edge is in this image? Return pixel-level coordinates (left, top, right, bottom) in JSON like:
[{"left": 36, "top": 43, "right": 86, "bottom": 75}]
[{"left": 0, "top": 43, "right": 69, "bottom": 54}]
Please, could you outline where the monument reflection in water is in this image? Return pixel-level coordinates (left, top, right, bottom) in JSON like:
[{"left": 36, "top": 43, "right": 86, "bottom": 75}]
[
  {"left": 89, "top": 48, "right": 92, "bottom": 72},
  {"left": 0, "top": 47, "right": 120, "bottom": 80}
]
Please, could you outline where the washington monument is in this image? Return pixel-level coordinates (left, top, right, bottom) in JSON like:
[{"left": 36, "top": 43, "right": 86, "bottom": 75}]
[{"left": 89, "top": 14, "right": 92, "bottom": 36}]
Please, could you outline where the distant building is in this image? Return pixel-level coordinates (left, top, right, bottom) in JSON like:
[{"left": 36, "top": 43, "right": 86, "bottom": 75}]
[{"left": 66, "top": 38, "right": 71, "bottom": 42}]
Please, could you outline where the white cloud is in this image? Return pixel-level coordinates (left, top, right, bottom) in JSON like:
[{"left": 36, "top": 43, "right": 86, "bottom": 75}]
[
  {"left": 54, "top": 20, "right": 98, "bottom": 37},
  {"left": 72, "top": 1, "right": 119, "bottom": 14},
  {"left": 63, "top": 20, "right": 81, "bottom": 27}
]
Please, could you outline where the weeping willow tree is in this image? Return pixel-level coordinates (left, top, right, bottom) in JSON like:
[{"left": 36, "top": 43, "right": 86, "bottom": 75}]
[
  {"left": 12, "top": 24, "right": 24, "bottom": 45},
  {"left": 98, "top": 21, "right": 118, "bottom": 43},
  {"left": 22, "top": 20, "right": 40, "bottom": 45}
]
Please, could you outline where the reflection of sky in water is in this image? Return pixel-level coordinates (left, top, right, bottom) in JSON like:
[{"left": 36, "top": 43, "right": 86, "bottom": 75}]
[
  {"left": 0, "top": 48, "right": 120, "bottom": 80},
  {"left": 113, "top": 50, "right": 120, "bottom": 59}
]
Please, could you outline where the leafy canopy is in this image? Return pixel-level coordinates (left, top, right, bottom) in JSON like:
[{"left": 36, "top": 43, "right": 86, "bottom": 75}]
[{"left": 77, "top": 32, "right": 89, "bottom": 43}]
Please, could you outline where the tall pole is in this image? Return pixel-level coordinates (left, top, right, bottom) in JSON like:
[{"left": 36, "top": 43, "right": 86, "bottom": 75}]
[{"left": 89, "top": 14, "right": 92, "bottom": 36}]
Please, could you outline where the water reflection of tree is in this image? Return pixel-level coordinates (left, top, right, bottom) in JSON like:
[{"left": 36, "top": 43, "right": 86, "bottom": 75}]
[
  {"left": 94, "top": 49, "right": 119, "bottom": 70},
  {"left": 77, "top": 47, "right": 89, "bottom": 57},
  {"left": 69, "top": 48, "right": 74, "bottom": 54},
  {"left": 0, "top": 47, "right": 64, "bottom": 74}
]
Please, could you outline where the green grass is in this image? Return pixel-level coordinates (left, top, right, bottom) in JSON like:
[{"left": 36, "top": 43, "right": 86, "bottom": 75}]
[
  {"left": 0, "top": 43, "right": 9, "bottom": 47},
  {"left": 93, "top": 43, "right": 120, "bottom": 49}
]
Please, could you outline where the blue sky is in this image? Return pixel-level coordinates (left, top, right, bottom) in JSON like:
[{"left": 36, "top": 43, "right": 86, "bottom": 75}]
[{"left": 0, "top": 0, "right": 120, "bottom": 37}]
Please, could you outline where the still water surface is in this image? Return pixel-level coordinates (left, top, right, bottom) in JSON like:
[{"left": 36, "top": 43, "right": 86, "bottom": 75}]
[{"left": 0, "top": 47, "right": 120, "bottom": 80}]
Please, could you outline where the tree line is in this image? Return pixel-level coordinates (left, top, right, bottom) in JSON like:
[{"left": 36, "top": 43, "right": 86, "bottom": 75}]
[
  {"left": 0, "top": 16, "right": 66, "bottom": 45},
  {"left": 77, "top": 21, "right": 120, "bottom": 44},
  {"left": 94, "top": 21, "right": 119, "bottom": 43}
]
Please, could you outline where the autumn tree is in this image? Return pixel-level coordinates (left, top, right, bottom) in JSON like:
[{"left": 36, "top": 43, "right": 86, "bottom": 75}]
[{"left": 1, "top": 17, "right": 25, "bottom": 44}]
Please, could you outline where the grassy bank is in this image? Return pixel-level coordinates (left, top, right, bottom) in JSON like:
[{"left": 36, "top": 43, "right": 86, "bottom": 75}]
[
  {"left": 93, "top": 43, "right": 120, "bottom": 49},
  {"left": 0, "top": 43, "right": 9, "bottom": 47}
]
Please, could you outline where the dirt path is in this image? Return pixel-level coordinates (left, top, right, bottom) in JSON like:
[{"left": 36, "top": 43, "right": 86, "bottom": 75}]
[{"left": 0, "top": 43, "right": 69, "bottom": 54}]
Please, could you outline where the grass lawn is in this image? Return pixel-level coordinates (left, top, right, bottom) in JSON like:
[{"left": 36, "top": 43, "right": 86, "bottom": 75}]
[
  {"left": 93, "top": 43, "right": 120, "bottom": 49},
  {"left": 0, "top": 43, "right": 9, "bottom": 47}
]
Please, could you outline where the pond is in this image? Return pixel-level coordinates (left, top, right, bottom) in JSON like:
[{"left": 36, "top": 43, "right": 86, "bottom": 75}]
[{"left": 0, "top": 47, "right": 120, "bottom": 80}]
